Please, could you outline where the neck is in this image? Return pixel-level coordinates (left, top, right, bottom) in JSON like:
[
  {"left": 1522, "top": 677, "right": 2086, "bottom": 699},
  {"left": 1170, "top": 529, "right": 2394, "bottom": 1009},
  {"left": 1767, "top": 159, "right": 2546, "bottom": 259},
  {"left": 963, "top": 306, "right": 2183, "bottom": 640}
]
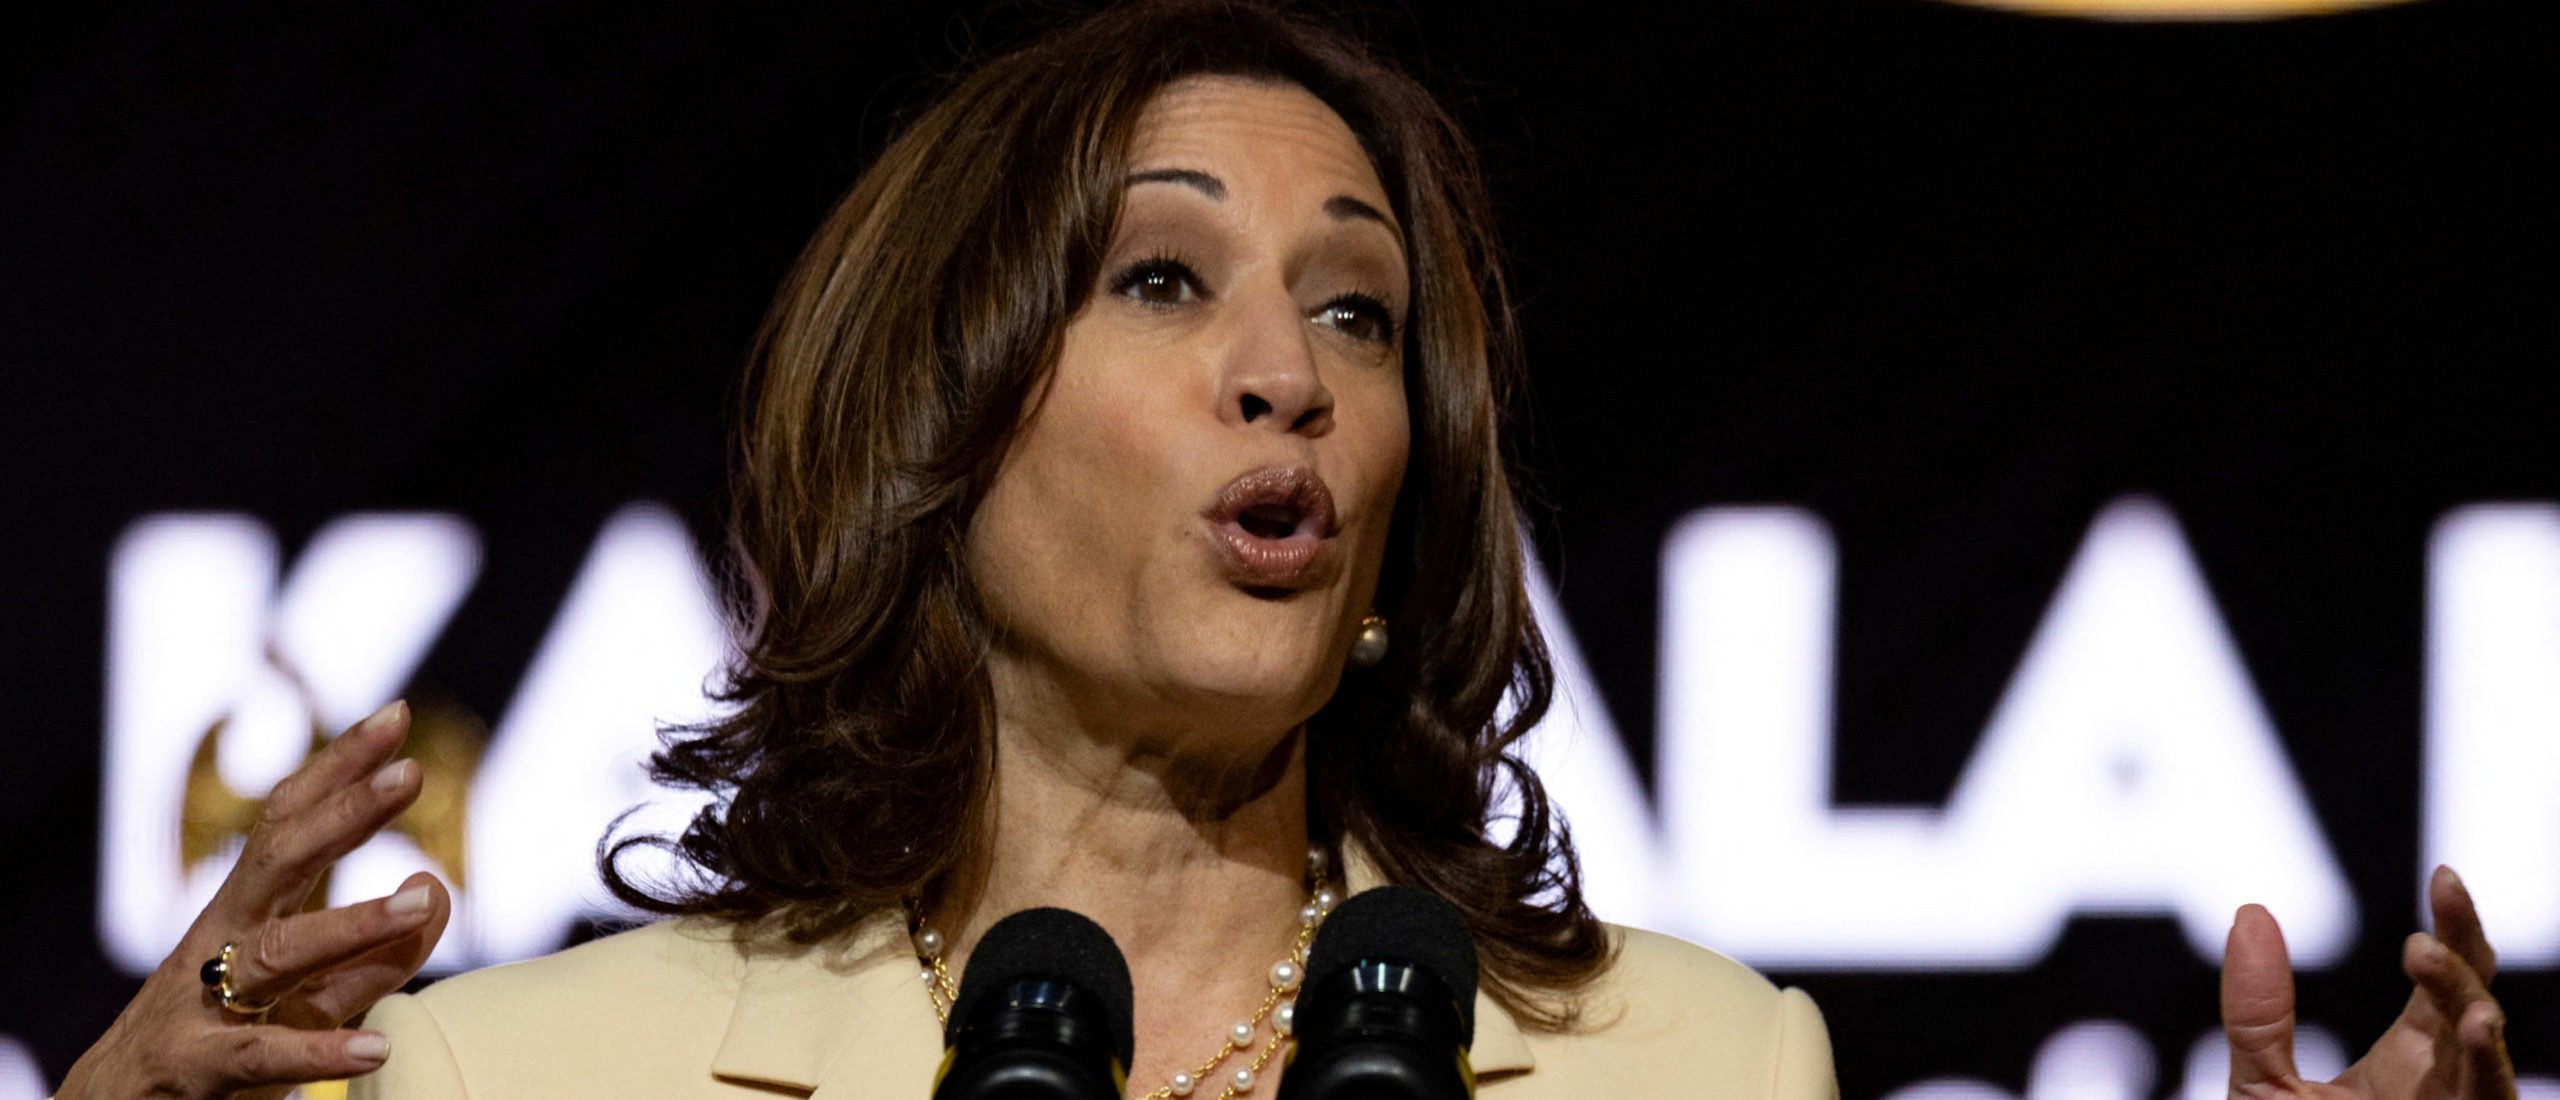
[{"left": 930, "top": 670, "right": 1320, "bottom": 1095}]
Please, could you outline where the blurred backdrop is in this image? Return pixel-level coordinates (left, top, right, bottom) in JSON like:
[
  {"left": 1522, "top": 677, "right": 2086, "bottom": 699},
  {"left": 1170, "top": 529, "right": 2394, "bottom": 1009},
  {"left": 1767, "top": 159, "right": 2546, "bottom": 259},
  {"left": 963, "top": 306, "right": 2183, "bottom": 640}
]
[{"left": 3, "top": 0, "right": 2555, "bottom": 1096}]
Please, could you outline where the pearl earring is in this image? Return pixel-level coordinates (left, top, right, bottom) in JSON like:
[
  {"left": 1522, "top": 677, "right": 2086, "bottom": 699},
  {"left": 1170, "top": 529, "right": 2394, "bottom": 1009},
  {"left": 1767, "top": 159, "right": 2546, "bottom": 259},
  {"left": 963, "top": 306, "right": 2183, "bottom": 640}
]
[{"left": 1348, "top": 614, "right": 1389, "bottom": 668}]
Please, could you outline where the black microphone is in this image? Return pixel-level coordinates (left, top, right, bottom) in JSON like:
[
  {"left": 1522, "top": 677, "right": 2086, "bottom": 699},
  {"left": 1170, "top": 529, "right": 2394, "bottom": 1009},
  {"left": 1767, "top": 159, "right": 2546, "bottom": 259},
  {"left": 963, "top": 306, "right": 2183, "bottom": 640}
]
[
  {"left": 1277, "top": 886, "right": 1478, "bottom": 1100},
  {"left": 932, "top": 907, "right": 1135, "bottom": 1100}
]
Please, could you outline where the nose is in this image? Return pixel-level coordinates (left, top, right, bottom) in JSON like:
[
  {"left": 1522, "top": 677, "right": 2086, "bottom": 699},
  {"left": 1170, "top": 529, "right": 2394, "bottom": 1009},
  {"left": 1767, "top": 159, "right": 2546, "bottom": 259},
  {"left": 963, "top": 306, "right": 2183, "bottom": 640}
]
[{"left": 1216, "top": 286, "right": 1335, "bottom": 438}]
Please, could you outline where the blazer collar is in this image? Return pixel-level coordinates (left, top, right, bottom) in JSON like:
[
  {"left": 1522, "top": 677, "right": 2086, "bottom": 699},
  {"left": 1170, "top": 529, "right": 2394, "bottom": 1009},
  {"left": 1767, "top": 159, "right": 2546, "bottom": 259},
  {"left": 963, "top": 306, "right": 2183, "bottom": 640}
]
[
  {"left": 711, "top": 914, "right": 943, "bottom": 1096},
  {"left": 709, "top": 845, "right": 1536, "bottom": 1095}
]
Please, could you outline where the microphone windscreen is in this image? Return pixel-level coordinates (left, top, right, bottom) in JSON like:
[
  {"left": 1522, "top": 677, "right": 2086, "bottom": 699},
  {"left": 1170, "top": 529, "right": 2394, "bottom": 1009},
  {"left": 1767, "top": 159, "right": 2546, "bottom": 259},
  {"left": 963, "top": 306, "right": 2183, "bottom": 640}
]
[
  {"left": 946, "top": 907, "right": 1137, "bottom": 1067},
  {"left": 1301, "top": 886, "right": 1479, "bottom": 1044}
]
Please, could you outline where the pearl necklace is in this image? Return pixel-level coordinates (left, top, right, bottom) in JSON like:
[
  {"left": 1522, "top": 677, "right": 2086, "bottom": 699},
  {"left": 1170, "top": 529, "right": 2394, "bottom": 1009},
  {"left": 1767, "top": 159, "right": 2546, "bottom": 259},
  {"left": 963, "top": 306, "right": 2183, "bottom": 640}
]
[{"left": 911, "top": 847, "right": 1338, "bottom": 1098}]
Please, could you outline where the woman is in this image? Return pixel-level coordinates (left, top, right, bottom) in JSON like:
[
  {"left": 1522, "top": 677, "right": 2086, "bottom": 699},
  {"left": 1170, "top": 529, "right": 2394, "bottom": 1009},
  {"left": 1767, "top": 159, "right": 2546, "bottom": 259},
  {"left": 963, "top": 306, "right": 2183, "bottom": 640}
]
[{"left": 58, "top": 3, "right": 2517, "bottom": 1098}]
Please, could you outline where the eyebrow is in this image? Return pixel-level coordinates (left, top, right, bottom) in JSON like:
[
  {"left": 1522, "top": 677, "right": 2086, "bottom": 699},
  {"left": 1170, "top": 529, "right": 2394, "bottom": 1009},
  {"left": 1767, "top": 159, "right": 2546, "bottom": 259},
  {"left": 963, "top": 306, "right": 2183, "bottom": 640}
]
[
  {"left": 1126, "top": 167, "right": 1402, "bottom": 237},
  {"left": 1323, "top": 194, "right": 1397, "bottom": 235},
  {"left": 1127, "top": 168, "right": 1226, "bottom": 201}
]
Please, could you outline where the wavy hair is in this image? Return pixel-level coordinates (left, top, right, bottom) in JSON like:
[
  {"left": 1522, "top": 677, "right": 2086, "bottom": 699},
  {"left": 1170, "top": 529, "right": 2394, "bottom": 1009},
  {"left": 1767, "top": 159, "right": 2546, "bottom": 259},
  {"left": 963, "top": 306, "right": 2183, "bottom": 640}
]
[{"left": 603, "top": 0, "right": 1611, "bottom": 1026}]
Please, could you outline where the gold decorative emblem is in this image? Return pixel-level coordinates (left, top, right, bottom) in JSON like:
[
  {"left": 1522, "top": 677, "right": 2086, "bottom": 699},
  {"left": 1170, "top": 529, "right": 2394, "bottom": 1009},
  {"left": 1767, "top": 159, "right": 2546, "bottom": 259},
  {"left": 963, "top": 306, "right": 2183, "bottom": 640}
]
[{"left": 181, "top": 655, "right": 485, "bottom": 908}]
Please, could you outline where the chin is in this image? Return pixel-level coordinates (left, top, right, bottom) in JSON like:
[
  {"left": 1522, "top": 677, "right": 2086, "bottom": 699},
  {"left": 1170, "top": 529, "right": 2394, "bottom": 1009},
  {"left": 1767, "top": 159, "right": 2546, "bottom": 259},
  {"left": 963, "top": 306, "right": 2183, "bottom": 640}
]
[{"left": 1152, "top": 626, "right": 1342, "bottom": 726}]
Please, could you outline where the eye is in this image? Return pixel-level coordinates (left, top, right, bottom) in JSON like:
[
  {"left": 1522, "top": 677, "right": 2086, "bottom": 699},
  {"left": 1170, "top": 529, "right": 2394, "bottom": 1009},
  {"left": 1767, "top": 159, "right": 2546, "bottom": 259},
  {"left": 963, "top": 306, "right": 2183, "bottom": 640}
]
[
  {"left": 1312, "top": 293, "right": 1399, "bottom": 346},
  {"left": 1111, "top": 255, "right": 1207, "bottom": 307}
]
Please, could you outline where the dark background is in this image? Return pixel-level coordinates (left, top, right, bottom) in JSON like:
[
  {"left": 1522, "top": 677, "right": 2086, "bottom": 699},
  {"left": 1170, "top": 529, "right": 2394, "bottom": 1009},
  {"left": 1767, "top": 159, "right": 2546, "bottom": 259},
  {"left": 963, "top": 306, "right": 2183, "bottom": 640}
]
[{"left": 4, "top": 0, "right": 2554, "bottom": 1095}]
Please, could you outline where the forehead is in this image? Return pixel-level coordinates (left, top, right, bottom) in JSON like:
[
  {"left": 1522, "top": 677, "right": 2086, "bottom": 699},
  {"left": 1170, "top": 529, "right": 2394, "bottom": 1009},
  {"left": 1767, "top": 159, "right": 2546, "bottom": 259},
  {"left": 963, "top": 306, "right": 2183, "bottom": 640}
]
[{"left": 1128, "top": 75, "right": 1390, "bottom": 209}]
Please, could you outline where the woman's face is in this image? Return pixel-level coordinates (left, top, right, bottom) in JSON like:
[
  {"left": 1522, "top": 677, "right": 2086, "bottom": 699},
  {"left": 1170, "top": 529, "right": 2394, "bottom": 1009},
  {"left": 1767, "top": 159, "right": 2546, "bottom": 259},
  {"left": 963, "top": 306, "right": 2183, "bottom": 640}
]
[{"left": 970, "top": 75, "right": 1411, "bottom": 744}]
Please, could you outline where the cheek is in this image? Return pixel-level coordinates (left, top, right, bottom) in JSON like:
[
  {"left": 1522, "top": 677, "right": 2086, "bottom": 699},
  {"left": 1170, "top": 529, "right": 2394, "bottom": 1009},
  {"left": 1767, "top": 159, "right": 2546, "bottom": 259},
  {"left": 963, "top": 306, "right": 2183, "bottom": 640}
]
[
  {"left": 973, "top": 355, "right": 1189, "bottom": 606},
  {"left": 1042, "top": 317, "right": 1193, "bottom": 472},
  {"left": 1379, "top": 389, "right": 1412, "bottom": 493},
  {"left": 1324, "top": 372, "right": 1410, "bottom": 610},
  {"left": 1346, "top": 375, "right": 1411, "bottom": 521},
  {"left": 1034, "top": 363, "right": 1186, "bottom": 517}
]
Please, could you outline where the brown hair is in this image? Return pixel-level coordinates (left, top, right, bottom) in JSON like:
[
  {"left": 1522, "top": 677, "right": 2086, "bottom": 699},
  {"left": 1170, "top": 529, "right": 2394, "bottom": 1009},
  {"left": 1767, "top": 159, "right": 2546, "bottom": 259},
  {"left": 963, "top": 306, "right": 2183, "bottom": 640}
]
[{"left": 604, "top": 0, "right": 1611, "bottom": 1026}]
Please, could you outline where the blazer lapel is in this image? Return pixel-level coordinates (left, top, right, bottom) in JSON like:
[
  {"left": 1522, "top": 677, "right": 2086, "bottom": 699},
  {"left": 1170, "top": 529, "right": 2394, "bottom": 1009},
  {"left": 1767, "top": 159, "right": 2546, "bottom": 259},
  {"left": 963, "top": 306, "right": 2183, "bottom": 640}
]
[{"left": 710, "top": 913, "right": 945, "bottom": 1097}]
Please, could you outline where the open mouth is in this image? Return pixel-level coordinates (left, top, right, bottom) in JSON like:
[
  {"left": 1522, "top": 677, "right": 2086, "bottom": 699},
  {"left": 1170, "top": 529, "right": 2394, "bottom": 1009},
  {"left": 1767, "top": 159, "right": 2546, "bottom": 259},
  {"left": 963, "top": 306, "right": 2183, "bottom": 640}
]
[
  {"left": 1202, "top": 466, "right": 1340, "bottom": 592},
  {"left": 1237, "top": 501, "right": 1310, "bottom": 540}
]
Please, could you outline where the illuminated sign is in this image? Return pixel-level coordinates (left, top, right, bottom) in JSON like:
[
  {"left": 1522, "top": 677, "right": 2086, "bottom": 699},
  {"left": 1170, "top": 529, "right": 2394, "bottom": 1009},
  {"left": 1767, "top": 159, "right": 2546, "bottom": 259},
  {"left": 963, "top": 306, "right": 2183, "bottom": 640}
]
[
  {"left": 1660, "top": 498, "right": 2352, "bottom": 967},
  {"left": 1512, "top": 497, "right": 2557, "bottom": 974},
  {"left": 2425, "top": 505, "right": 2560, "bottom": 965},
  {"left": 0, "top": 1037, "right": 40, "bottom": 1100},
  {"left": 92, "top": 496, "right": 2558, "bottom": 1095}
]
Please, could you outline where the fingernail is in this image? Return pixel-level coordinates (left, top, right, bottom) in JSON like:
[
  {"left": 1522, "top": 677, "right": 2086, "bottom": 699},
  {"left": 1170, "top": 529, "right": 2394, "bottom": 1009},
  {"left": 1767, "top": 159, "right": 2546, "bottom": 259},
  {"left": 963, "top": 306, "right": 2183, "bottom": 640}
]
[
  {"left": 387, "top": 883, "right": 431, "bottom": 917},
  {"left": 370, "top": 758, "right": 415, "bottom": 794},
  {"left": 361, "top": 699, "right": 406, "bottom": 735},
  {"left": 347, "top": 1031, "right": 391, "bottom": 1063}
]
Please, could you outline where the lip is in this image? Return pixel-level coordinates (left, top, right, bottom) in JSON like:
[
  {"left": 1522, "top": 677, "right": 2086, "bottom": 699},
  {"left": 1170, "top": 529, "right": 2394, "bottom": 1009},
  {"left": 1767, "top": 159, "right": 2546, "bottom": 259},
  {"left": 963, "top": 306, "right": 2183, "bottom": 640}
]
[{"left": 1201, "top": 465, "right": 1342, "bottom": 593}]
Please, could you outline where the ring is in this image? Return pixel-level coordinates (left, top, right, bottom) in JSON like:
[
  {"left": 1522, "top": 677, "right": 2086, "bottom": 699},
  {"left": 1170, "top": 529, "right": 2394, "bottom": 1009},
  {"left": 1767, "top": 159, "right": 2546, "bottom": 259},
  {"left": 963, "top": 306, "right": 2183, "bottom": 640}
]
[{"left": 197, "top": 941, "right": 279, "bottom": 1016}]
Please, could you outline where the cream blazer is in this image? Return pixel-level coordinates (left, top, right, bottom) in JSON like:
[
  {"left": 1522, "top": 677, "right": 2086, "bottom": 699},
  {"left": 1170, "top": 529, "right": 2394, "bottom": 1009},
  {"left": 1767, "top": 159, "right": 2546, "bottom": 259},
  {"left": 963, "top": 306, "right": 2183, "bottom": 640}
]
[{"left": 351, "top": 858, "right": 1836, "bottom": 1099}]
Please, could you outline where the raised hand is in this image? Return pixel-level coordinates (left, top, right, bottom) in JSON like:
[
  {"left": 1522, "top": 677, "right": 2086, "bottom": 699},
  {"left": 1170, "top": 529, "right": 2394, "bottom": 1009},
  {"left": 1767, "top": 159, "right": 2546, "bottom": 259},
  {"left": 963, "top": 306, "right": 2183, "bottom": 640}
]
[
  {"left": 60, "top": 701, "right": 451, "bottom": 1100},
  {"left": 2223, "top": 866, "right": 2515, "bottom": 1100}
]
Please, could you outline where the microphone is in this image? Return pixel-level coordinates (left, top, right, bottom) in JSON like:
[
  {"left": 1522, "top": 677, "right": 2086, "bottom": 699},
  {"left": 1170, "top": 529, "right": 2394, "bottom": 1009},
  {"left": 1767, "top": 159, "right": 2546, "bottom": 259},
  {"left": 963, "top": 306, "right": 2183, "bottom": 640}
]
[
  {"left": 1277, "top": 886, "right": 1479, "bottom": 1100},
  {"left": 932, "top": 907, "right": 1135, "bottom": 1100}
]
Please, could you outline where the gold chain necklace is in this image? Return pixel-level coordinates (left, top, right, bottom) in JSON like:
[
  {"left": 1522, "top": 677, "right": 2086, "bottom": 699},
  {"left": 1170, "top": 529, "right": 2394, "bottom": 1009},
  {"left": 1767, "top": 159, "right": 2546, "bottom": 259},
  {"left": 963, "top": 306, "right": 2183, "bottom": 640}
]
[{"left": 911, "top": 847, "right": 1338, "bottom": 1098}]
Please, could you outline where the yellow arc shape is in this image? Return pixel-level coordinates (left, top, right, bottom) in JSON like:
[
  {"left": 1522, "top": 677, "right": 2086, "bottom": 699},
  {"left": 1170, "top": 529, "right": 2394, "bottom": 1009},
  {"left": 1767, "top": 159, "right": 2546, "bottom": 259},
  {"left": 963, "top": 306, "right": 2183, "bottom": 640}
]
[{"left": 1936, "top": 0, "right": 2422, "bottom": 18}]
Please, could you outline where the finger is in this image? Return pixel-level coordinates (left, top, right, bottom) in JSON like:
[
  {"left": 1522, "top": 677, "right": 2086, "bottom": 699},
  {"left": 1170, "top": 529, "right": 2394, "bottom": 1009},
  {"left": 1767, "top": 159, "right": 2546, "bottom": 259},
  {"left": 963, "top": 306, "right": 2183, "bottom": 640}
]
[
  {"left": 190, "top": 1025, "right": 390, "bottom": 1091},
  {"left": 2406, "top": 931, "right": 2498, "bottom": 1026},
  {"left": 2429, "top": 865, "right": 2498, "bottom": 986},
  {"left": 2404, "top": 933, "right": 2480, "bottom": 1093},
  {"left": 2223, "top": 904, "right": 2301, "bottom": 1089},
  {"left": 227, "top": 878, "right": 438, "bottom": 1006},
  {"left": 294, "top": 873, "right": 452, "bottom": 1026},
  {"left": 263, "top": 700, "right": 410, "bottom": 821},
  {"left": 226, "top": 753, "right": 422, "bottom": 917},
  {"left": 2404, "top": 931, "right": 2514, "bottom": 1099},
  {"left": 2458, "top": 999, "right": 2517, "bottom": 1100}
]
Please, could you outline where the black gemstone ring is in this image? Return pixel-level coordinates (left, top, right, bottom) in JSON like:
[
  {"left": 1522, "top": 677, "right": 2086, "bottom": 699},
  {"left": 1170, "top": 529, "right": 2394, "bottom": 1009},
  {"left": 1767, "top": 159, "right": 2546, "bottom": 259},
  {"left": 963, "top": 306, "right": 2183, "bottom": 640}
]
[{"left": 198, "top": 941, "right": 279, "bottom": 1016}]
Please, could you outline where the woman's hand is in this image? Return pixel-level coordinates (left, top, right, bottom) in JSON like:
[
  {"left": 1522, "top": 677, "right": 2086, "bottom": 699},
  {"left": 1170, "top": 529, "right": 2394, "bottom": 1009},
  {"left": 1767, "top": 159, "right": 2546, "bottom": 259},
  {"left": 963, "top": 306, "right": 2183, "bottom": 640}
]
[
  {"left": 2224, "top": 865, "right": 2515, "bottom": 1100},
  {"left": 59, "top": 701, "right": 452, "bottom": 1100}
]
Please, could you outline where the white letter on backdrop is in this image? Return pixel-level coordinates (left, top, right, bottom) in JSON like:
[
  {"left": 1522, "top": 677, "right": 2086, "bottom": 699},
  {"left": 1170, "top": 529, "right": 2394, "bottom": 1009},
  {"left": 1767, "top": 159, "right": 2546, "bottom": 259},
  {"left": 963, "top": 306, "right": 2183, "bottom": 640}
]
[
  {"left": 1661, "top": 498, "right": 2352, "bottom": 968},
  {"left": 461, "top": 503, "right": 726, "bottom": 962},
  {"left": 1503, "top": 551, "right": 1663, "bottom": 928},
  {"left": 2425, "top": 504, "right": 2560, "bottom": 965}
]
